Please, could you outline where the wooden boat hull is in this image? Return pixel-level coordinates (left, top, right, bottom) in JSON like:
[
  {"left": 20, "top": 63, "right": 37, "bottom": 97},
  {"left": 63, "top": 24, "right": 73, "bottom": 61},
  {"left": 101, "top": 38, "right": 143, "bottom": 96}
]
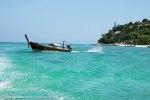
[
  {"left": 25, "top": 34, "right": 72, "bottom": 52},
  {"left": 28, "top": 42, "right": 71, "bottom": 52}
]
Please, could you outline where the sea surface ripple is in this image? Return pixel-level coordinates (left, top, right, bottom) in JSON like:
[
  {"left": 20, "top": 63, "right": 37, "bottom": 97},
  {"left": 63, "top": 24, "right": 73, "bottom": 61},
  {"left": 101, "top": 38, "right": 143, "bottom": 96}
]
[{"left": 0, "top": 42, "right": 150, "bottom": 100}]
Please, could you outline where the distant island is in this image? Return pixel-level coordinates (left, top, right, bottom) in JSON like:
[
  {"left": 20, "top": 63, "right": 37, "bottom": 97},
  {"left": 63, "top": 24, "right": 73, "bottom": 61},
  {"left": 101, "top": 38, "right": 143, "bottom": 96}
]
[{"left": 98, "top": 19, "right": 150, "bottom": 45}]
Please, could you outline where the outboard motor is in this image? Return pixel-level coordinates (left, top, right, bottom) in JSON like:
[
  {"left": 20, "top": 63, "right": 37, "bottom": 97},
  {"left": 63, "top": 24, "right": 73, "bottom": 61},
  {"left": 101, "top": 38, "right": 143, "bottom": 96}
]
[{"left": 67, "top": 45, "right": 72, "bottom": 51}]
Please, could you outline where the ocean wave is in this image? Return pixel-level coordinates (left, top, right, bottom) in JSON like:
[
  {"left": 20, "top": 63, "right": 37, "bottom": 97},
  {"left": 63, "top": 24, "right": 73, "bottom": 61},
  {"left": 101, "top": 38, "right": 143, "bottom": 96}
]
[
  {"left": 71, "top": 50, "right": 80, "bottom": 53},
  {"left": 135, "top": 45, "right": 148, "bottom": 48},
  {"left": 0, "top": 89, "right": 74, "bottom": 100},
  {"left": 0, "top": 56, "right": 12, "bottom": 72},
  {"left": 0, "top": 56, "right": 12, "bottom": 90},
  {"left": 0, "top": 81, "right": 11, "bottom": 90},
  {"left": 47, "top": 90, "right": 67, "bottom": 100},
  {"left": 85, "top": 46, "right": 102, "bottom": 53},
  {"left": 71, "top": 46, "right": 103, "bottom": 53}
]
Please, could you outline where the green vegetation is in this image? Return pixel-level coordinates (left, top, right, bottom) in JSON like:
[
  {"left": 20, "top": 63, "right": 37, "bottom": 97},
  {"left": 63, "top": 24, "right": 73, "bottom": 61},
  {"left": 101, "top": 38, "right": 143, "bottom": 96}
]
[{"left": 98, "top": 19, "right": 150, "bottom": 45}]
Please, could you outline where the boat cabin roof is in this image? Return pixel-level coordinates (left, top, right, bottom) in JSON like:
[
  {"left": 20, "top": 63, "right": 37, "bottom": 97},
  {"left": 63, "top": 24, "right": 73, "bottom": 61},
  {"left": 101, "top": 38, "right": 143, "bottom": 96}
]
[{"left": 49, "top": 43, "right": 61, "bottom": 47}]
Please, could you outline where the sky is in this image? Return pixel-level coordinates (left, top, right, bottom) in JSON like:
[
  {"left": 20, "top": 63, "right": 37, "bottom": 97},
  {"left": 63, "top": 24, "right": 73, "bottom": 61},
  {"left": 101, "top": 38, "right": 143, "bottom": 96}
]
[{"left": 0, "top": 0, "right": 150, "bottom": 44}]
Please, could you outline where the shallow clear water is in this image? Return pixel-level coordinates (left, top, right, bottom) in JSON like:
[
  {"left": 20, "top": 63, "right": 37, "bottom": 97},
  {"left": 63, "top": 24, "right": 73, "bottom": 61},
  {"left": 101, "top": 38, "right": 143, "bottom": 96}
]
[{"left": 0, "top": 42, "right": 150, "bottom": 100}]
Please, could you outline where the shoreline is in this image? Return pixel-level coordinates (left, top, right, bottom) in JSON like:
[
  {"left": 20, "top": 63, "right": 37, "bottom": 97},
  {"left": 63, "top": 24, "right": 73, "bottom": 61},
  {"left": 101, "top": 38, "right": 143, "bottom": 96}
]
[{"left": 100, "top": 44, "right": 150, "bottom": 48}]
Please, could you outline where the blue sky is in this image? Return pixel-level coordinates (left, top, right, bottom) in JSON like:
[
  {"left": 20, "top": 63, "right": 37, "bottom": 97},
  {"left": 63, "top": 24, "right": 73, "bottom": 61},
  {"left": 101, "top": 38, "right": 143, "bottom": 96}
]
[{"left": 0, "top": 0, "right": 150, "bottom": 43}]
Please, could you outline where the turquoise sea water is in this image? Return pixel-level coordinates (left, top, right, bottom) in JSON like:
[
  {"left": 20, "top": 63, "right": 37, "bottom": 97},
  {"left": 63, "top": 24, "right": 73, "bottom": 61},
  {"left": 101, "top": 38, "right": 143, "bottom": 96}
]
[{"left": 0, "top": 42, "right": 150, "bottom": 100}]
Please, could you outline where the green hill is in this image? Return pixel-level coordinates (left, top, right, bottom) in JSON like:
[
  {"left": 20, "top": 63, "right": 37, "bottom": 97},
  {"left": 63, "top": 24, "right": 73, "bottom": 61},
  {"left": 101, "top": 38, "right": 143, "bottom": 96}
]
[{"left": 98, "top": 19, "right": 150, "bottom": 45}]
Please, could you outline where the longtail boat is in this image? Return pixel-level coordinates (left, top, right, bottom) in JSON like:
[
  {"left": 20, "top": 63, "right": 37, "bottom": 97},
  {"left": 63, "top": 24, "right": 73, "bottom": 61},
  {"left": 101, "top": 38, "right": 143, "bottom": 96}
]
[{"left": 24, "top": 34, "right": 72, "bottom": 52}]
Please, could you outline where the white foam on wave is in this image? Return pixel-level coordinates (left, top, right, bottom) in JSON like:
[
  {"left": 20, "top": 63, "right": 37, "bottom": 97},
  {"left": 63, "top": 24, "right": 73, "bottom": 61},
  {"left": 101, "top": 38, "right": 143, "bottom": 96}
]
[
  {"left": 86, "top": 46, "right": 103, "bottom": 53},
  {"left": 48, "top": 91, "right": 66, "bottom": 100},
  {"left": 0, "top": 56, "right": 12, "bottom": 90},
  {"left": 0, "top": 81, "right": 11, "bottom": 90},
  {"left": 4, "top": 89, "right": 74, "bottom": 100},
  {"left": 42, "top": 89, "right": 74, "bottom": 100},
  {"left": 71, "top": 50, "right": 80, "bottom": 53},
  {"left": 0, "top": 56, "right": 11, "bottom": 72},
  {"left": 135, "top": 45, "right": 148, "bottom": 48},
  {"left": 71, "top": 46, "right": 103, "bottom": 53}
]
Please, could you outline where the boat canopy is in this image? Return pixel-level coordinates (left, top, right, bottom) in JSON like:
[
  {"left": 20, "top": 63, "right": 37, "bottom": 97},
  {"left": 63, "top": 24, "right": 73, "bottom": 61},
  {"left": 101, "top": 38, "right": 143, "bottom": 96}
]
[
  {"left": 53, "top": 43, "right": 61, "bottom": 47},
  {"left": 48, "top": 43, "right": 61, "bottom": 47}
]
